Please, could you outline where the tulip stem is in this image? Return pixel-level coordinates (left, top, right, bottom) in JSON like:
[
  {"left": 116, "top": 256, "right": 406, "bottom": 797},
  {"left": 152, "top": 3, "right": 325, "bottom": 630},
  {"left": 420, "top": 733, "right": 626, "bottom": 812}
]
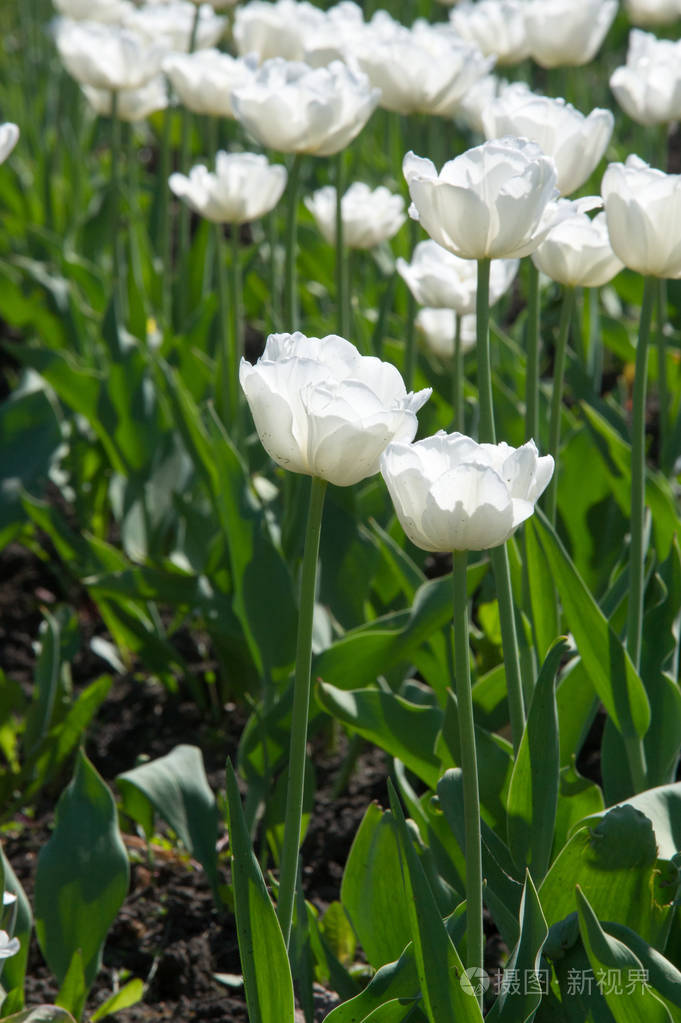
[
  {"left": 476, "top": 257, "right": 525, "bottom": 751},
  {"left": 627, "top": 275, "right": 655, "bottom": 674},
  {"left": 452, "top": 548, "right": 484, "bottom": 1009},
  {"left": 453, "top": 312, "right": 463, "bottom": 433},
  {"left": 231, "top": 224, "right": 243, "bottom": 428},
  {"left": 476, "top": 258, "right": 494, "bottom": 443},
  {"left": 277, "top": 475, "right": 327, "bottom": 952},
  {"left": 284, "top": 153, "right": 303, "bottom": 331},
  {"left": 215, "top": 224, "right": 238, "bottom": 425},
  {"left": 335, "top": 152, "right": 350, "bottom": 339},
  {"left": 110, "top": 90, "right": 125, "bottom": 323},
  {"left": 158, "top": 98, "right": 173, "bottom": 327},
  {"left": 525, "top": 260, "right": 541, "bottom": 443},
  {"left": 545, "top": 286, "right": 574, "bottom": 524},
  {"left": 656, "top": 278, "right": 669, "bottom": 471}
]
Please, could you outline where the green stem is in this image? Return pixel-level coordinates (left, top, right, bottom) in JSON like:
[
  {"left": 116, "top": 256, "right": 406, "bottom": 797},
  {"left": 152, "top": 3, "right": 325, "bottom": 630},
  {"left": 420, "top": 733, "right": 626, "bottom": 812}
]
[
  {"left": 476, "top": 258, "right": 494, "bottom": 442},
  {"left": 110, "top": 90, "right": 124, "bottom": 322},
  {"left": 158, "top": 100, "right": 172, "bottom": 326},
  {"left": 627, "top": 276, "right": 656, "bottom": 673},
  {"left": 284, "top": 154, "right": 303, "bottom": 331},
  {"left": 475, "top": 257, "right": 525, "bottom": 751},
  {"left": 525, "top": 260, "right": 541, "bottom": 443},
  {"left": 452, "top": 549, "right": 483, "bottom": 1008},
  {"left": 188, "top": 2, "right": 201, "bottom": 52},
  {"left": 335, "top": 152, "right": 350, "bottom": 338},
  {"left": 452, "top": 312, "right": 463, "bottom": 433},
  {"left": 268, "top": 207, "right": 280, "bottom": 333},
  {"left": 215, "top": 223, "right": 237, "bottom": 423},
  {"left": 277, "top": 476, "right": 328, "bottom": 950},
  {"left": 656, "top": 278, "right": 669, "bottom": 471},
  {"left": 545, "top": 286, "right": 574, "bottom": 525},
  {"left": 231, "top": 223, "right": 243, "bottom": 426}
]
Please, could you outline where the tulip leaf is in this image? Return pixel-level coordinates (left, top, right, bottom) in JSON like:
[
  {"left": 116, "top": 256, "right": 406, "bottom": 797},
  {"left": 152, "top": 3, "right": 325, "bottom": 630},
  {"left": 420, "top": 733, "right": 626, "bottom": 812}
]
[
  {"left": 576, "top": 886, "right": 673, "bottom": 1023},
  {"left": 601, "top": 920, "right": 681, "bottom": 1018},
  {"left": 555, "top": 658, "right": 598, "bottom": 767},
  {"left": 575, "top": 782, "right": 681, "bottom": 861},
  {"left": 0, "top": 844, "right": 33, "bottom": 1004},
  {"left": 486, "top": 872, "right": 549, "bottom": 1023},
  {"left": 340, "top": 803, "right": 413, "bottom": 969},
  {"left": 532, "top": 511, "right": 650, "bottom": 742},
  {"left": 1, "top": 1008, "right": 77, "bottom": 1023},
  {"left": 316, "top": 682, "right": 443, "bottom": 788},
  {"left": 34, "top": 751, "right": 129, "bottom": 991},
  {"left": 387, "top": 781, "right": 484, "bottom": 1023},
  {"left": 553, "top": 762, "right": 604, "bottom": 860},
  {"left": 506, "top": 639, "right": 566, "bottom": 881},
  {"left": 523, "top": 518, "right": 559, "bottom": 662},
  {"left": 89, "top": 978, "right": 144, "bottom": 1022},
  {"left": 539, "top": 805, "right": 678, "bottom": 947},
  {"left": 116, "top": 744, "right": 220, "bottom": 899},
  {"left": 225, "top": 760, "right": 295, "bottom": 1023},
  {"left": 323, "top": 945, "right": 420, "bottom": 1023}
]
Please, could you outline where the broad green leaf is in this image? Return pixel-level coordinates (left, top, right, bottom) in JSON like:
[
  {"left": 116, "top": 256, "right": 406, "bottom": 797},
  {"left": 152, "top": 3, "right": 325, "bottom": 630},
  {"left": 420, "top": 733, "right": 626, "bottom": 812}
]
[
  {"left": 556, "top": 659, "right": 598, "bottom": 767},
  {"left": 225, "top": 760, "right": 294, "bottom": 1023},
  {"left": 388, "top": 781, "right": 484, "bottom": 1023},
  {"left": 576, "top": 782, "right": 681, "bottom": 861},
  {"left": 487, "top": 872, "right": 549, "bottom": 1023},
  {"left": 116, "top": 744, "right": 219, "bottom": 898},
  {"left": 506, "top": 640, "right": 566, "bottom": 881},
  {"left": 523, "top": 520, "right": 559, "bottom": 660},
  {"left": 553, "top": 762, "right": 604, "bottom": 859},
  {"left": 603, "top": 921, "right": 681, "bottom": 1020},
  {"left": 34, "top": 751, "right": 129, "bottom": 991},
  {"left": 317, "top": 684, "right": 442, "bottom": 788},
  {"left": 533, "top": 512, "right": 650, "bottom": 743},
  {"left": 577, "top": 887, "right": 673, "bottom": 1023},
  {"left": 0, "top": 382, "right": 61, "bottom": 534},
  {"left": 539, "top": 805, "right": 678, "bottom": 947},
  {"left": 357, "top": 1001, "right": 420, "bottom": 1023},
  {"left": 341, "top": 804, "right": 412, "bottom": 969},
  {"left": 89, "top": 979, "right": 144, "bottom": 1022},
  {"left": 319, "top": 902, "right": 356, "bottom": 968},
  {"left": 56, "top": 950, "right": 87, "bottom": 1022},
  {"left": 23, "top": 610, "right": 62, "bottom": 757},
  {"left": 324, "top": 945, "right": 420, "bottom": 1023},
  {"left": 1, "top": 1009, "right": 76, "bottom": 1023}
]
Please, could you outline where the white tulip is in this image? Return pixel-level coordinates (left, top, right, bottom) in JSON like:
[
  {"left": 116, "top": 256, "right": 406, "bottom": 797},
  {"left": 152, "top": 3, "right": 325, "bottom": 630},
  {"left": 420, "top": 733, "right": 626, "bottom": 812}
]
[
  {"left": 415, "top": 308, "right": 477, "bottom": 360},
  {"left": 624, "top": 0, "right": 681, "bottom": 24},
  {"left": 601, "top": 156, "right": 681, "bottom": 279},
  {"left": 303, "top": 1, "right": 366, "bottom": 66},
  {"left": 380, "top": 432, "right": 554, "bottom": 552},
  {"left": 524, "top": 0, "right": 617, "bottom": 68},
  {"left": 352, "top": 19, "right": 493, "bottom": 117},
  {"left": 231, "top": 58, "right": 380, "bottom": 156},
  {"left": 169, "top": 151, "right": 287, "bottom": 224},
  {"left": 0, "top": 931, "right": 20, "bottom": 960},
  {"left": 163, "top": 50, "right": 259, "bottom": 118},
  {"left": 54, "top": 19, "right": 166, "bottom": 90},
  {"left": 397, "top": 241, "right": 518, "bottom": 314},
  {"left": 482, "top": 83, "right": 614, "bottom": 196},
  {"left": 455, "top": 73, "right": 506, "bottom": 134},
  {"left": 304, "top": 182, "right": 405, "bottom": 249},
  {"left": 403, "top": 138, "right": 564, "bottom": 260},
  {"left": 0, "top": 123, "right": 19, "bottom": 164},
  {"left": 532, "top": 208, "right": 623, "bottom": 287},
  {"left": 240, "top": 333, "right": 431, "bottom": 487},
  {"left": 449, "top": 0, "right": 530, "bottom": 66},
  {"left": 233, "top": 0, "right": 326, "bottom": 62},
  {"left": 82, "top": 76, "right": 168, "bottom": 121},
  {"left": 610, "top": 30, "right": 681, "bottom": 125},
  {"left": 123, "top": 2, "right": 226, "bottom": 52},
  {"left": 53, "top": 0, "right": 134, "bottom": 22}
]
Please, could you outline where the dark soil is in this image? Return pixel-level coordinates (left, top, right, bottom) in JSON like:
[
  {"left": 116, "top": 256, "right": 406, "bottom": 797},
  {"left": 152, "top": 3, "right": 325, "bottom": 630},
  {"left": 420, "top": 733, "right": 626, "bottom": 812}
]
[{"left": 0, "top": 539, "right": 390, "bottom": 1023}]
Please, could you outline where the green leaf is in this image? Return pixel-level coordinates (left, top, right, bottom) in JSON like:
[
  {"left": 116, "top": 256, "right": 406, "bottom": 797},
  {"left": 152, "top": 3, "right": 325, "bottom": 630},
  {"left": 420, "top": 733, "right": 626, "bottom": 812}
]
[
  {"left": 116, "top": 744, "right": 219, "bottom": 898},
  {"left": 224, "top": 760, "right": 294, "bottom": 1023},
  {"left": 56, "top": 950, "right": 87, "bottom": 1022},
  {"left": 553, "top": 762, "right": 604, "bottom": 858},
  {"left": 0, "top": 1009, "right": 77, "bottom": 1023},
  {"left": 533, "top": 511, "right": 650, "bottom": 743},
  {"left": 89, "top": 979, "right": 144, "bottom": 1022},
  {"left": 0, "top": 382, "right": 61, "bottom": 534},
  {"left": 317, "top": 684, "right": 443, "bottom": 788},
  {"left": 34, "top": 751, "right": 129, "bottom": 991},
  {"left": 323, "top": 945, "right": 420, "bottom": 1023},
  {"left": 577, "top": 782, "right": 681, "bottom": 861},
  {"left": 388, "top": 781, "right": 484, "bottom": 1023},
  {"left": 0, "top": 845, "right": 32, "bottom": 1004},
  {"left": 341, "top": 804, "right": 412, "bottom": 969},
  {"left": 487, "top": 872, "right": 549, "bottom": 1023},
  {"left": 523, "top": 520, "right": 559, "bottom": 660},
  {"left": 23, "top": 610, "right": 61, "bottom": 756},
  {"left": 506, "top": 640, "right": 566, "bottom": 881},
  {"left": 602, "top": 921, "right": 681, "bottom": 1019},
  {"left": 539, "top": 805, "right": 677, "bottom": 947},
  {"left": 577, "top": 886, "right": 673, "bottom": 1023}
]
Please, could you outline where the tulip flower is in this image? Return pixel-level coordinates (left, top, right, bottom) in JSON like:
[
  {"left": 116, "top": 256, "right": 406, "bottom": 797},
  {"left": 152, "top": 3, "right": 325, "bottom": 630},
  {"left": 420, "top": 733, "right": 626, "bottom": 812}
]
[
  {"left": 0, "top": 123, "right": 19, "bottom": 164},
  {"left": 482, "top": 84, "right": 614, "bottom": 197},
  {"left": 123, "top": 2, "right": 226, "bottom": 53},
  {"left": 397, "top": 241, "right": 518, "bottom": 314},
  {"left": 303, "top": 0, "right": 366, "bottom": 66},
  {"left": 624, "top": 0, "right": 681, "bottom": 24},
  {"left": 304, "top": 182, "right": 405, "bottom": 250},
  {"left": 449, "top": 0, "right": 530, "bottom": 66},
  {"left": 0, "top": 931, "right": 20, "bottom": 960},
  {"left": 53, "top": 0, "right": 133, "bottom": 21},
  {"left": 403, "top": 139, "right": 563, "bottom": 261},
  {"left": 351, "top": 19, "right": 493, "bottom": 117},
  {"left": 233, "top": 0, "right": 326, "bottom": 62},
  {"left": 416, "top": 308, "right": 477, "bottom": 360},
  {"left": 241, "top": 331, "right": 430, "bottom": 954},
  {"left": 455, "top": 73, "right": 507, "bottom": 135},
  {"left": 54, "top": 19, "right": 166, "bottom": 90},
  {"left": 240, "top": 332, "right": 431, "bottom": 488},
  {"left": 524, "top": 0, "right": 617, "bottom": 68},
  {"left": 381, "top": 432, "right": 553, "bottom": 553},
  {"left": 163, "top": 50, "right": 259, "bottom": 119},
  {"left": 602, "top": 155, "right": 681, "bottom": 690},
  {"left": 171, "top": 153, "right": 287, "bottom": 423},
  {"left": 81, "top": 77, "right": 168, "bottom": 122},
  {"left": 610, "top": 30, "right": 681, "bottom": 127}
]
